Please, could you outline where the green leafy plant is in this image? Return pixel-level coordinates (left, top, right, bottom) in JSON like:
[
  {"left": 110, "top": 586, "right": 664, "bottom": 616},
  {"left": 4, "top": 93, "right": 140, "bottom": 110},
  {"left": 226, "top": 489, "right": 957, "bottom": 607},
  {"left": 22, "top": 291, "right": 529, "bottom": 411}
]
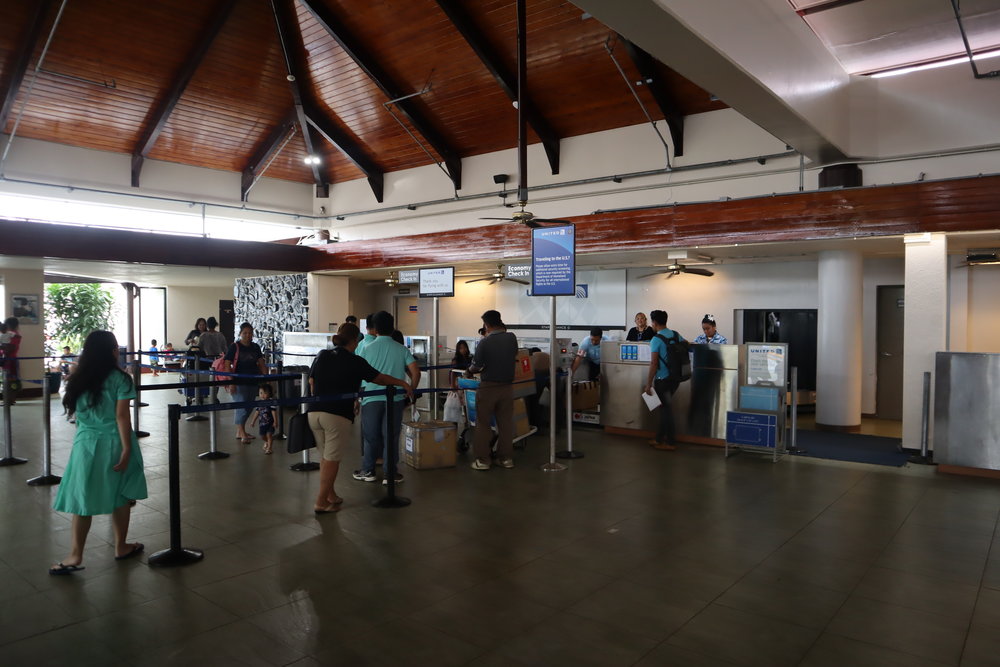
[{"left": 44, "top": 283, "right": 114, "bottom": 355}]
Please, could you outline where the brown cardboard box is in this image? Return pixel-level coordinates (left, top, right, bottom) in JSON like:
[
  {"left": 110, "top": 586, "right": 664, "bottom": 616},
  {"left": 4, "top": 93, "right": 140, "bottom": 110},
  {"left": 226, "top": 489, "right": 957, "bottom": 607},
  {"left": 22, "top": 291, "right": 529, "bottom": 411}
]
[
  {"left": 400, "top": 420, "right": 457, "bottom": 470},
  {"left": 512, "top": 397, "right": 532, "bottom": 438},
  {"left": 512, "top": 348, "right": 534, "bottom": 399},
  {"left": 571, "top": 381, "right": 600, "bottom": 411}
]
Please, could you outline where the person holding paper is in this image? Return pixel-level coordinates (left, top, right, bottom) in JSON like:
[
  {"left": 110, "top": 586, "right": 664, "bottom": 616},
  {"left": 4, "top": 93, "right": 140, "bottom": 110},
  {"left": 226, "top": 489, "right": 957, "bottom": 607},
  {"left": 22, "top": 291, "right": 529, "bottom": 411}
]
[{"left": 644, "top": 309, "right": 684, "bottom": 451}]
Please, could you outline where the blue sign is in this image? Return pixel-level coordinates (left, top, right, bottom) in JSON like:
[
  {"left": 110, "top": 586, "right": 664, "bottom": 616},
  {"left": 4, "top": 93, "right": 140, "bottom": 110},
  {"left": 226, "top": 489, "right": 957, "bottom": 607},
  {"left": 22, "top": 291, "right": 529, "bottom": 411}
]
[
  {"left": 531, "top": 224, "right": 575, "bottom": 296},
  {"left": 726, "top": 411, "right": 778, "bottom": 448}
]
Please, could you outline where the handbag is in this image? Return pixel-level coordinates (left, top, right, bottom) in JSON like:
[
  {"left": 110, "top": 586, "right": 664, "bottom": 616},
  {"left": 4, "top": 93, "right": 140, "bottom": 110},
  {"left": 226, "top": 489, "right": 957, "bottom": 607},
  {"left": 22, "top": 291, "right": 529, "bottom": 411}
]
[
  {"left": 287, "top": 412, "right": 316, "bottom": 454},
  {"left": 213, "top": 345, "right": 238, "bottom": 394}
]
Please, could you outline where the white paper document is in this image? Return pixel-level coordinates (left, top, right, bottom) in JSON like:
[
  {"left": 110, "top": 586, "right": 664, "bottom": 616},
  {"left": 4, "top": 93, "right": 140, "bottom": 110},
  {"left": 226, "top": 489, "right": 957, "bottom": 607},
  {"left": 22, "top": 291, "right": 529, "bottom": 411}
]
[{"left": 641, "top": 391, "right": 661, "bottom": 411}]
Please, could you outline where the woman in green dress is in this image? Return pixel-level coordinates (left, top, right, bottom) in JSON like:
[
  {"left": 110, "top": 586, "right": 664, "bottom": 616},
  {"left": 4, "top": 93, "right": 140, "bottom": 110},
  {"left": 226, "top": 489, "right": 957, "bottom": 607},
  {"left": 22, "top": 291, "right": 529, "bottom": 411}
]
[{"left": 50, "top": 330, "right": 148, "bottom": 575}]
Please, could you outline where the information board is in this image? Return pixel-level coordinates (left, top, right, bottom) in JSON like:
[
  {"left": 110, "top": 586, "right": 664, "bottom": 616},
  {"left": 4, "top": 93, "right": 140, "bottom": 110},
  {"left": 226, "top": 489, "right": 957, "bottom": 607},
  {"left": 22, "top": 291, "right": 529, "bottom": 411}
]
[
  {"left": 745, "top": 343, "right": 787, "bottom": 386},
  {"left": 531, "top": 224, "right": 575, "bottom": 296},
  {"left": 418, "top": 267, "right": 454, "bottom": 297}
]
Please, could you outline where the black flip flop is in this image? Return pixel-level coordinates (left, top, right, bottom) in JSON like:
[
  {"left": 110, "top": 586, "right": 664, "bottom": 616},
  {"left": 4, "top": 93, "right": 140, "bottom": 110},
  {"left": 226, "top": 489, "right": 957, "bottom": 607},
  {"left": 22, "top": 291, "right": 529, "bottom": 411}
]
[
  {"left": 49, "top": 563, "right": 85, "bottom": 575},
  {"left": 114, "top": 543, "right": 145, "bottom": 561}
]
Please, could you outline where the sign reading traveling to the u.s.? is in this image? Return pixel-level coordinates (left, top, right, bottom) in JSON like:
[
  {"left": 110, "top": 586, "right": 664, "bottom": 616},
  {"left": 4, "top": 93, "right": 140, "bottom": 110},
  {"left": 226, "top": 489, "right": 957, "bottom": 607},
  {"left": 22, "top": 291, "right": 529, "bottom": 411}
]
[{"left": 531, "top": 225, "right": 575, "bottom": 296}]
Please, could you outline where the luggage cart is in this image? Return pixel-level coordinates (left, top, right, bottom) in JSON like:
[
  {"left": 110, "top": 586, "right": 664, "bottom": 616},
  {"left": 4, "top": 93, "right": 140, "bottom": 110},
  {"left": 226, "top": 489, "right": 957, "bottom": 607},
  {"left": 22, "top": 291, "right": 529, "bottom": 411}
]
[{"left": 457, "top": 377, "right": 536, "bottom": 453}]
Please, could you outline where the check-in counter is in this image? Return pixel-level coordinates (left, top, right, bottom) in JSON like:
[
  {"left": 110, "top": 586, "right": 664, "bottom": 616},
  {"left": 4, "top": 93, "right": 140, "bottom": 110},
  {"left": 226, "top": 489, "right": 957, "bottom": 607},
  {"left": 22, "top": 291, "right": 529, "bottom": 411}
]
[
  {"left": 934, "top": 351, "right": 1000, "bottom": 476},
  {"left": 599, "top": 341, "right": 740, "bottom": 444}
]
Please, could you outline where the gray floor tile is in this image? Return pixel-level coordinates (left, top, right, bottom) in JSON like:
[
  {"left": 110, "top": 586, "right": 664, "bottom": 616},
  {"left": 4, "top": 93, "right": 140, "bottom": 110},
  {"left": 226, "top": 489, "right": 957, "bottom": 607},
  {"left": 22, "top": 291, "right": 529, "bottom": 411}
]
[
  {"left": 971, "top": 586, "right": 1000, "bottom": 630},
  {"left": 961, "top": 622, "right": 1000, "bottom": 667},
  {"left": 853, "top": 566, "right": 979, "bottom": 620},
  {"left": 826, "top": 595, "right": 968, "bottom": 664},
  {"left": 667, "top": 603, "right": 820, "bottom": 667},
  {"left": 140, "top": 618, "right": 307, "bottom": 666},
  {"left": 568, "top": 578, "right": 709, "bottom": 641},
  {"left": 800, "top": 633, "right": 952, "bottom": 667},
  {"left": 714, "top": 575, "right": 848, "bottom": 629},
  {"left": 633, "top": 642, "right": 743, "bottom": 666}
]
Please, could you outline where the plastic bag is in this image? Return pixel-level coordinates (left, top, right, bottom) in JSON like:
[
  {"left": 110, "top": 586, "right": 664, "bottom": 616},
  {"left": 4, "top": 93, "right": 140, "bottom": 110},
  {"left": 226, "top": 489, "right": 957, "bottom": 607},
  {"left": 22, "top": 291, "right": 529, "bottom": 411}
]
[{"left": 443, "top": 391, "right": 464, "bottom": 425}]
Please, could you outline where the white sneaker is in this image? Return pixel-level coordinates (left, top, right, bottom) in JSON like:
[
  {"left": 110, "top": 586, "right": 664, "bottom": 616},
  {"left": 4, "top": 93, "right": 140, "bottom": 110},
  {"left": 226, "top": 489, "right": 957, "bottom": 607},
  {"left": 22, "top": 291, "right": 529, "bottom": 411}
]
[
  {"left": 471, "top": 458, "right": 491, "bottom": 470},
  {"left": 498, "top": 458, "right": 514, "bottom": 469}
]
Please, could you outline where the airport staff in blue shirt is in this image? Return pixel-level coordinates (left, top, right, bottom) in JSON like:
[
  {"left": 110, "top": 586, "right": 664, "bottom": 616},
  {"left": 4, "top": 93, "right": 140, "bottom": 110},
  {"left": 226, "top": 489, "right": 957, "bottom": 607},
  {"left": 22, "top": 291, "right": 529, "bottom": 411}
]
[
  {"left": 692, "top": 314, "right": 728, "bottom": 344},
  {"left": 644, "top": 310, "right": 684, "bottom": 451},
  {"left": 571, "top": 327, "right": 604, "bottom": 381}
]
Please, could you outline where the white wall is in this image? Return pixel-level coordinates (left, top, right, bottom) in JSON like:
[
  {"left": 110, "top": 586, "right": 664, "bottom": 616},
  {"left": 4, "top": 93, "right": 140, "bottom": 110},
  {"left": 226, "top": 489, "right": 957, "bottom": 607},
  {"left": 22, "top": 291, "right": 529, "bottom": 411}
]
[
  {"left": 307, "top": 274, "right": 349, "bottom": 333},
  {"left": 166, "top": 285, "right": 234, "bottom": 346},
  {"left": 0, "top": 268, "right": 46, "bottom": 384},
  {"left": 967, "top": 266, "right": 1000, "bottom": 353}
]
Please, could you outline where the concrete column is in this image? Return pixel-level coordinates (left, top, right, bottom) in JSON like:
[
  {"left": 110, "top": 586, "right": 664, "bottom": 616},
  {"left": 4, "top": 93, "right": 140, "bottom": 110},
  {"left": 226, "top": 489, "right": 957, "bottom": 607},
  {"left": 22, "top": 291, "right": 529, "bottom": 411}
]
[
  {"left": 816, "top": 250, "right": 863, "bottom": 430},
  {"left": 902, "top": 233, "right": 948, "bottom": 450}
]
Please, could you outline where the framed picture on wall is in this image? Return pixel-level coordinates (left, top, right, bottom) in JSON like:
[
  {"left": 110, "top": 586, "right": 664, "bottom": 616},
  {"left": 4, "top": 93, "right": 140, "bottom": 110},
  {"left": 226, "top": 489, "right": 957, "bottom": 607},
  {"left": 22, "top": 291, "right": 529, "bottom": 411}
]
[{"left": 11, "top": 294, "right": 40, "bottom": 325}]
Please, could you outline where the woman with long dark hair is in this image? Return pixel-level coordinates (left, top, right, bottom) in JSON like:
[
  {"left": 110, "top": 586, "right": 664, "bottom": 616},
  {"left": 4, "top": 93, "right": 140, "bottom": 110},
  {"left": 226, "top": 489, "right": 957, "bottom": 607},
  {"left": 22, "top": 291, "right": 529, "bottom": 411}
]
[
  {"left": 50, "top": 330, "right": 148, "bottom": 575},
  {"left": 450, "top": 339, "right": 472, "bottom": 389}
]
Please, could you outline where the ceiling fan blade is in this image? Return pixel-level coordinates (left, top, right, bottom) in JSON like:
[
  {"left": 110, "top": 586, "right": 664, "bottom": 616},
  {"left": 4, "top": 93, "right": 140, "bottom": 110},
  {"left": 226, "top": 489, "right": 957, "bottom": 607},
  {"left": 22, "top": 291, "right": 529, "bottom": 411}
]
[
  {"left": 465, "top": 277, "right": 491, "bottom": 283},
  {"left": 637, "top": 271, "right": 666, "bottom": 279},
  {"left": 683, "top": 267, "right": 715, "bottom": 277},
  {"left": 489, "top": 278, "right": 500, "bottom": 285},
  {"left": 665, "top": 272, "right": 676, "bottom": 279},
  {"left": 531, "top": 218, "right": 572, "bottom": 225},
  {"left": 507, "top": 278, "right": 530, "bottom": 285},
  {"left": 480, "top": 216, "right": 514, "bottom": 221}
]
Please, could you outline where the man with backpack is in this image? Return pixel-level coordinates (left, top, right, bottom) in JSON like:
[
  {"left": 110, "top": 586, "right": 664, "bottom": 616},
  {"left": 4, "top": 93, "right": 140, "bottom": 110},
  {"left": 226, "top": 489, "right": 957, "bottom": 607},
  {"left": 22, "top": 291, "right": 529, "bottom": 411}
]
[{"left": 644, "top": 309, "right": 688, "bottom": 451}]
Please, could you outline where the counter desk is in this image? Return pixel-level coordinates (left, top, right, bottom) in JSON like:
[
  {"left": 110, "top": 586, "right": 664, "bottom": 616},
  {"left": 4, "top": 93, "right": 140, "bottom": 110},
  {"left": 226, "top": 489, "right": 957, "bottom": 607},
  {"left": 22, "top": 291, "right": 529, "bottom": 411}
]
[{"left": 599, "top": 341, "right": 740, "bottom": 444}]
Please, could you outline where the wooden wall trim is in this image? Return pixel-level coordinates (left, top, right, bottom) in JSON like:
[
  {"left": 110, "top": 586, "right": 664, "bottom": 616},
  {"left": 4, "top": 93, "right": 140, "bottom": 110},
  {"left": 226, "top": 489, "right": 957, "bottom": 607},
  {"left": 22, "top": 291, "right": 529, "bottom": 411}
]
[
  {"left": 0, "top": 219, "right": 328, "bottom": 273},
  {"left": 316, "top": 175, "right": 1000, "bottom": 270}
]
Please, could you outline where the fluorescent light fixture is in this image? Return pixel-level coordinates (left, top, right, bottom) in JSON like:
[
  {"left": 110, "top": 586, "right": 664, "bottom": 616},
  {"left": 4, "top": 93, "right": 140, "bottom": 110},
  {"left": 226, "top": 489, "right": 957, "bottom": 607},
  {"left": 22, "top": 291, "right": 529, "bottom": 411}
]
[{"left": 870, "top": 49, "right": 1000, "bottom": 78}]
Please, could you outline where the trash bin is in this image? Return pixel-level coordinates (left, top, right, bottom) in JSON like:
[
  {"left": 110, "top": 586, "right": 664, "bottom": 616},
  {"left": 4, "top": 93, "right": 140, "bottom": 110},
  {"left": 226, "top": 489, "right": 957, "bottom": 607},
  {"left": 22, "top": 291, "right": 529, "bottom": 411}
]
[{"left": 46, "top": 371, "right": 61, "bottom": 394}]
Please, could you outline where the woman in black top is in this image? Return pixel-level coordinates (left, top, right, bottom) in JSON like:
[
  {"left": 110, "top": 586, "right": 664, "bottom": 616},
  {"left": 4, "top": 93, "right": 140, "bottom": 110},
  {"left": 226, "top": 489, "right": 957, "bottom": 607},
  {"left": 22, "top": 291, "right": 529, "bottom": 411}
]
[
  {"left": 223, "top": 322, "right": 268, "bottom": 443},
  {"left": 626, "top": 312, "right": 655, "bottom": 341},
  {"left": 184, "top": 318, "right": 208, "bottom": 347},
  {"left": 308, "top": 323, "right": 412, "bottom": 513},
  {"left": 450, "top": 339, "right": 472, "bottom": 389}
]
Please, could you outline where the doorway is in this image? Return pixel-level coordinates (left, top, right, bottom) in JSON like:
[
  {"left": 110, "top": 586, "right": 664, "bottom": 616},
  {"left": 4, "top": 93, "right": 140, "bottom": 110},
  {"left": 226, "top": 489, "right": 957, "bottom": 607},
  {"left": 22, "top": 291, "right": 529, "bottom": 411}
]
[
  {"left": 219, "top": 299, "right": 234, "bottom": 345},
  {"left": 876, "top": 285, "right": 904, "bottom": 420}
]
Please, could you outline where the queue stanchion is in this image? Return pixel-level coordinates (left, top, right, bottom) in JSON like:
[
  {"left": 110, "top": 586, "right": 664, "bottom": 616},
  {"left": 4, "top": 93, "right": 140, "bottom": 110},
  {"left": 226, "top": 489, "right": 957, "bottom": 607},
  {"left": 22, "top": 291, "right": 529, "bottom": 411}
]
[
  {"left": 274, "top": 359, "right": 286, "bottom": 440},
  {"left": 198, "top": 390, "right": 229, "bottom": 460},
  {"left": 185, "top": 355, "right": 207, "bottom": 422},
  {"left": 289, "top": 371, "right": 319, "bottom": 472},
  {"left": 149, "top": 403, "right": 204, "bottom": 567},
  {"left": 0, "top": 368, "right": 27, "bottom": 467},
  {"left": 373, "top": 385, "right": 410, "bottom": 508},
  {"left": 556, "top": 369, "right": 583, "bottom": 459},
  {"left": 27, "top": 377, "right": 61, "bottom": 485},
  {"left": 131, "top": 359, "right": 150, "bottom": 438}
]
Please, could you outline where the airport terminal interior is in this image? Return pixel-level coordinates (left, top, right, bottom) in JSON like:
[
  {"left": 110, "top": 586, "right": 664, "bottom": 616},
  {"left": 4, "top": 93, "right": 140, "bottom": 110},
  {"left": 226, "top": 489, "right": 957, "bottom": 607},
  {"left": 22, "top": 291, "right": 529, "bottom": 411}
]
[{"left": 2, "top": 0, "right": 1000, "bottom": 665}]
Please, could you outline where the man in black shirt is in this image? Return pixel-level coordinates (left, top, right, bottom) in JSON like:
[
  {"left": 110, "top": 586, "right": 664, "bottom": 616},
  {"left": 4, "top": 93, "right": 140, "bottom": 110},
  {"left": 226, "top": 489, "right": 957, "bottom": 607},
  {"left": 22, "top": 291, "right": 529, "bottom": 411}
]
[{"left": 465, "top": 310, "right": 519, "bottom": 470}]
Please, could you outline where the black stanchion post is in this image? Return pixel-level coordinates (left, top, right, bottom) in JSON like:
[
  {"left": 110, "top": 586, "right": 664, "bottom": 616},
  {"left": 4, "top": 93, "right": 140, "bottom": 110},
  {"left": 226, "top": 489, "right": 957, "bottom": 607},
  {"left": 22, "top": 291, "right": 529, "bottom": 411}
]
[
  {"left": 131, "top": 359, "right": 150, "bottom": 438},
  {"left": 290, "top": 371, "right": 319, "bottom": 472},
  {"left": 274, "top": 359, "right": 286, "bottom": 440},
  {"left": 148, "top": 403, "right": 204, "bottom": 567},
  {"left": 0, "top": 368, "right": 27, "bottom": 467},
  {"left": 27, "top": 377, "right": 61, "bottom": 485},
  {"left": 373, "top": 386, "right": 410, "bottom": 508}
]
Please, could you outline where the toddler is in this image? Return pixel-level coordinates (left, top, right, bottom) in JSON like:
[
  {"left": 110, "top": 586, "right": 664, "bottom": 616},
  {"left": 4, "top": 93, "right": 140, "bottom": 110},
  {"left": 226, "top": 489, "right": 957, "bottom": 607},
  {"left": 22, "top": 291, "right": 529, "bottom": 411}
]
[
  {"left": 149, "top": 339, "right": 159, "bottom": 376},
  {"left": 250, "top": 383, "right": 277, "bottom": 454}
]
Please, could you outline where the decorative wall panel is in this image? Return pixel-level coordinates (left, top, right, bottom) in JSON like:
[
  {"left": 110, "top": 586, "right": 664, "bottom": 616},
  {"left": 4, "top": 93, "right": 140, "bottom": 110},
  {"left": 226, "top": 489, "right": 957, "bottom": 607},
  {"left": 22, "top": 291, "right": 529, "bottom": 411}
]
[{"left": 234, "top": 273, "right": 308, "bottom": 353}]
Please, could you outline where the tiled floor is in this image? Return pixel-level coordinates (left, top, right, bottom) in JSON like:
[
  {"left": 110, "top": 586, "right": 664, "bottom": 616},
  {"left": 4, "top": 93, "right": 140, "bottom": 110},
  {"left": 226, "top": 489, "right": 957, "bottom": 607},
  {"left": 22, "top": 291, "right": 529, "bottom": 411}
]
[{"left": 1, "top": 380, "right": 998, "bottom": 666}]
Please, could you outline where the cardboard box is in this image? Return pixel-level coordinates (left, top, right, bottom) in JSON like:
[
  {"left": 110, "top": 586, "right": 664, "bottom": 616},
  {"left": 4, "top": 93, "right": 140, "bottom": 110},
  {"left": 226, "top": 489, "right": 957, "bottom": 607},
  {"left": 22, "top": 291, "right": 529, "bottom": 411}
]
[
  {"left": 513, "top": 348, "right": 534, "bottom": 399},
  {"left": 571, "top": 381, "right": 600, "bottom": 411},
  {"left": 400, "top": 420, "right": 457, "bottom": 470}
]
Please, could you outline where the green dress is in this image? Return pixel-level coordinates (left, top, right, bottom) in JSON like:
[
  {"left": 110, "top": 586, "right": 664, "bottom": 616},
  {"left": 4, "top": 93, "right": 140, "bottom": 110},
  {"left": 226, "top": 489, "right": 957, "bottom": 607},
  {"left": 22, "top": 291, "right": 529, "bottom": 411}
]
[{"left": 53, "top": 370, "right": 148, "bottom": 516}]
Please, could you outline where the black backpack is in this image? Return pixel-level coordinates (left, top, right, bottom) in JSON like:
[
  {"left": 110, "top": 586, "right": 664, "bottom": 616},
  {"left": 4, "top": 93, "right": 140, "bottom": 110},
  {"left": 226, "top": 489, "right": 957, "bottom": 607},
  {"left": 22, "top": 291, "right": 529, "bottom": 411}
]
[{"left": 654, "top": 332, "right": 691, "bottom": 383}]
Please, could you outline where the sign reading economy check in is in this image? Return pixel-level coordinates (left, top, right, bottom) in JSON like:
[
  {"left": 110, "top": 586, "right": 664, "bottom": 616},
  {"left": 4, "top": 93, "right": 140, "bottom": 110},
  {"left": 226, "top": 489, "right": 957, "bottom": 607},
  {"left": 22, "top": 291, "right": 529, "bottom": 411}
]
[{"left": 530, "top": 224, "right": 576, "bottom": 296}]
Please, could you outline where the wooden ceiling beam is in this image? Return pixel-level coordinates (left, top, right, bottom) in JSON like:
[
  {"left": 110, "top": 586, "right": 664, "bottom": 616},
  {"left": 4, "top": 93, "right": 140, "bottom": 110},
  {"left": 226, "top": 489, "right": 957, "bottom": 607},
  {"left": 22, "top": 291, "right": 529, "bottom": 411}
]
[
  {"left": 298, "top": 0, "right": 463, "bottom": 190},
  {"left": 241, "top": 111, "right": 298, "bottom": 202},
  {"left": 620, "top": 36, "right": 685, "bottom": 157},
  {"left": 434, "top": 0, "right": 560, "bottom": 175},
  {"left": 304, "top": 106, "right": 384, "bottom": 203},
  {"left": 0, "top": 0, "right": 53, "bottom": 133},
  {"left": 271, "top": 0, "right": 326, "bottom": 192},
  {"left": 131, "top": 0, "right": 239, "bottom": 187}
]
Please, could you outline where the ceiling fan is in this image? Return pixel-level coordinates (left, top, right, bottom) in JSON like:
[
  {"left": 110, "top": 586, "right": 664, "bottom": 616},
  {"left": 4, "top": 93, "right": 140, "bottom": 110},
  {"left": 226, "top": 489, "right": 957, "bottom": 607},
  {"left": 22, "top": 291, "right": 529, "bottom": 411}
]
[
  {"left": 639, "top": 263, "right": 715, "bottom": 279},
  {"left": 366, "top": 271, "right": 399, "bottom": 287},
  {"left": 479, "top": 0, "right": 570, "bottom": 230},
  {"left": 464, "top": 264, "right": 529, "bottom": 285}
]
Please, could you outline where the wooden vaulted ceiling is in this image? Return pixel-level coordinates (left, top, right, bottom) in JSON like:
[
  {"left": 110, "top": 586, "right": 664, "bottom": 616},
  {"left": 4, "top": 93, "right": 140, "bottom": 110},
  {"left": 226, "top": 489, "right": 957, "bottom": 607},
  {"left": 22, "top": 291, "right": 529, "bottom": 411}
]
[{"left": 0, "top": 0, "right": 726, "bottom": 202}]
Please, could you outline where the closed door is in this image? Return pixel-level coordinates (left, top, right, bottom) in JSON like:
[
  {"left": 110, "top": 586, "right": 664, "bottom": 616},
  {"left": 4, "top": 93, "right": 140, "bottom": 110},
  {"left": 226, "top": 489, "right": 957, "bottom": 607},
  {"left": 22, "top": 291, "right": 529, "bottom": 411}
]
[
  {"left": 219, "top": 299, "right": 235, "bottom": 345},
  {"left": 394, "top": 296, "right": 419, "bottom": 335},
  {"left": 876, "top": 285, "right": 904, "bottom": 420}
]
